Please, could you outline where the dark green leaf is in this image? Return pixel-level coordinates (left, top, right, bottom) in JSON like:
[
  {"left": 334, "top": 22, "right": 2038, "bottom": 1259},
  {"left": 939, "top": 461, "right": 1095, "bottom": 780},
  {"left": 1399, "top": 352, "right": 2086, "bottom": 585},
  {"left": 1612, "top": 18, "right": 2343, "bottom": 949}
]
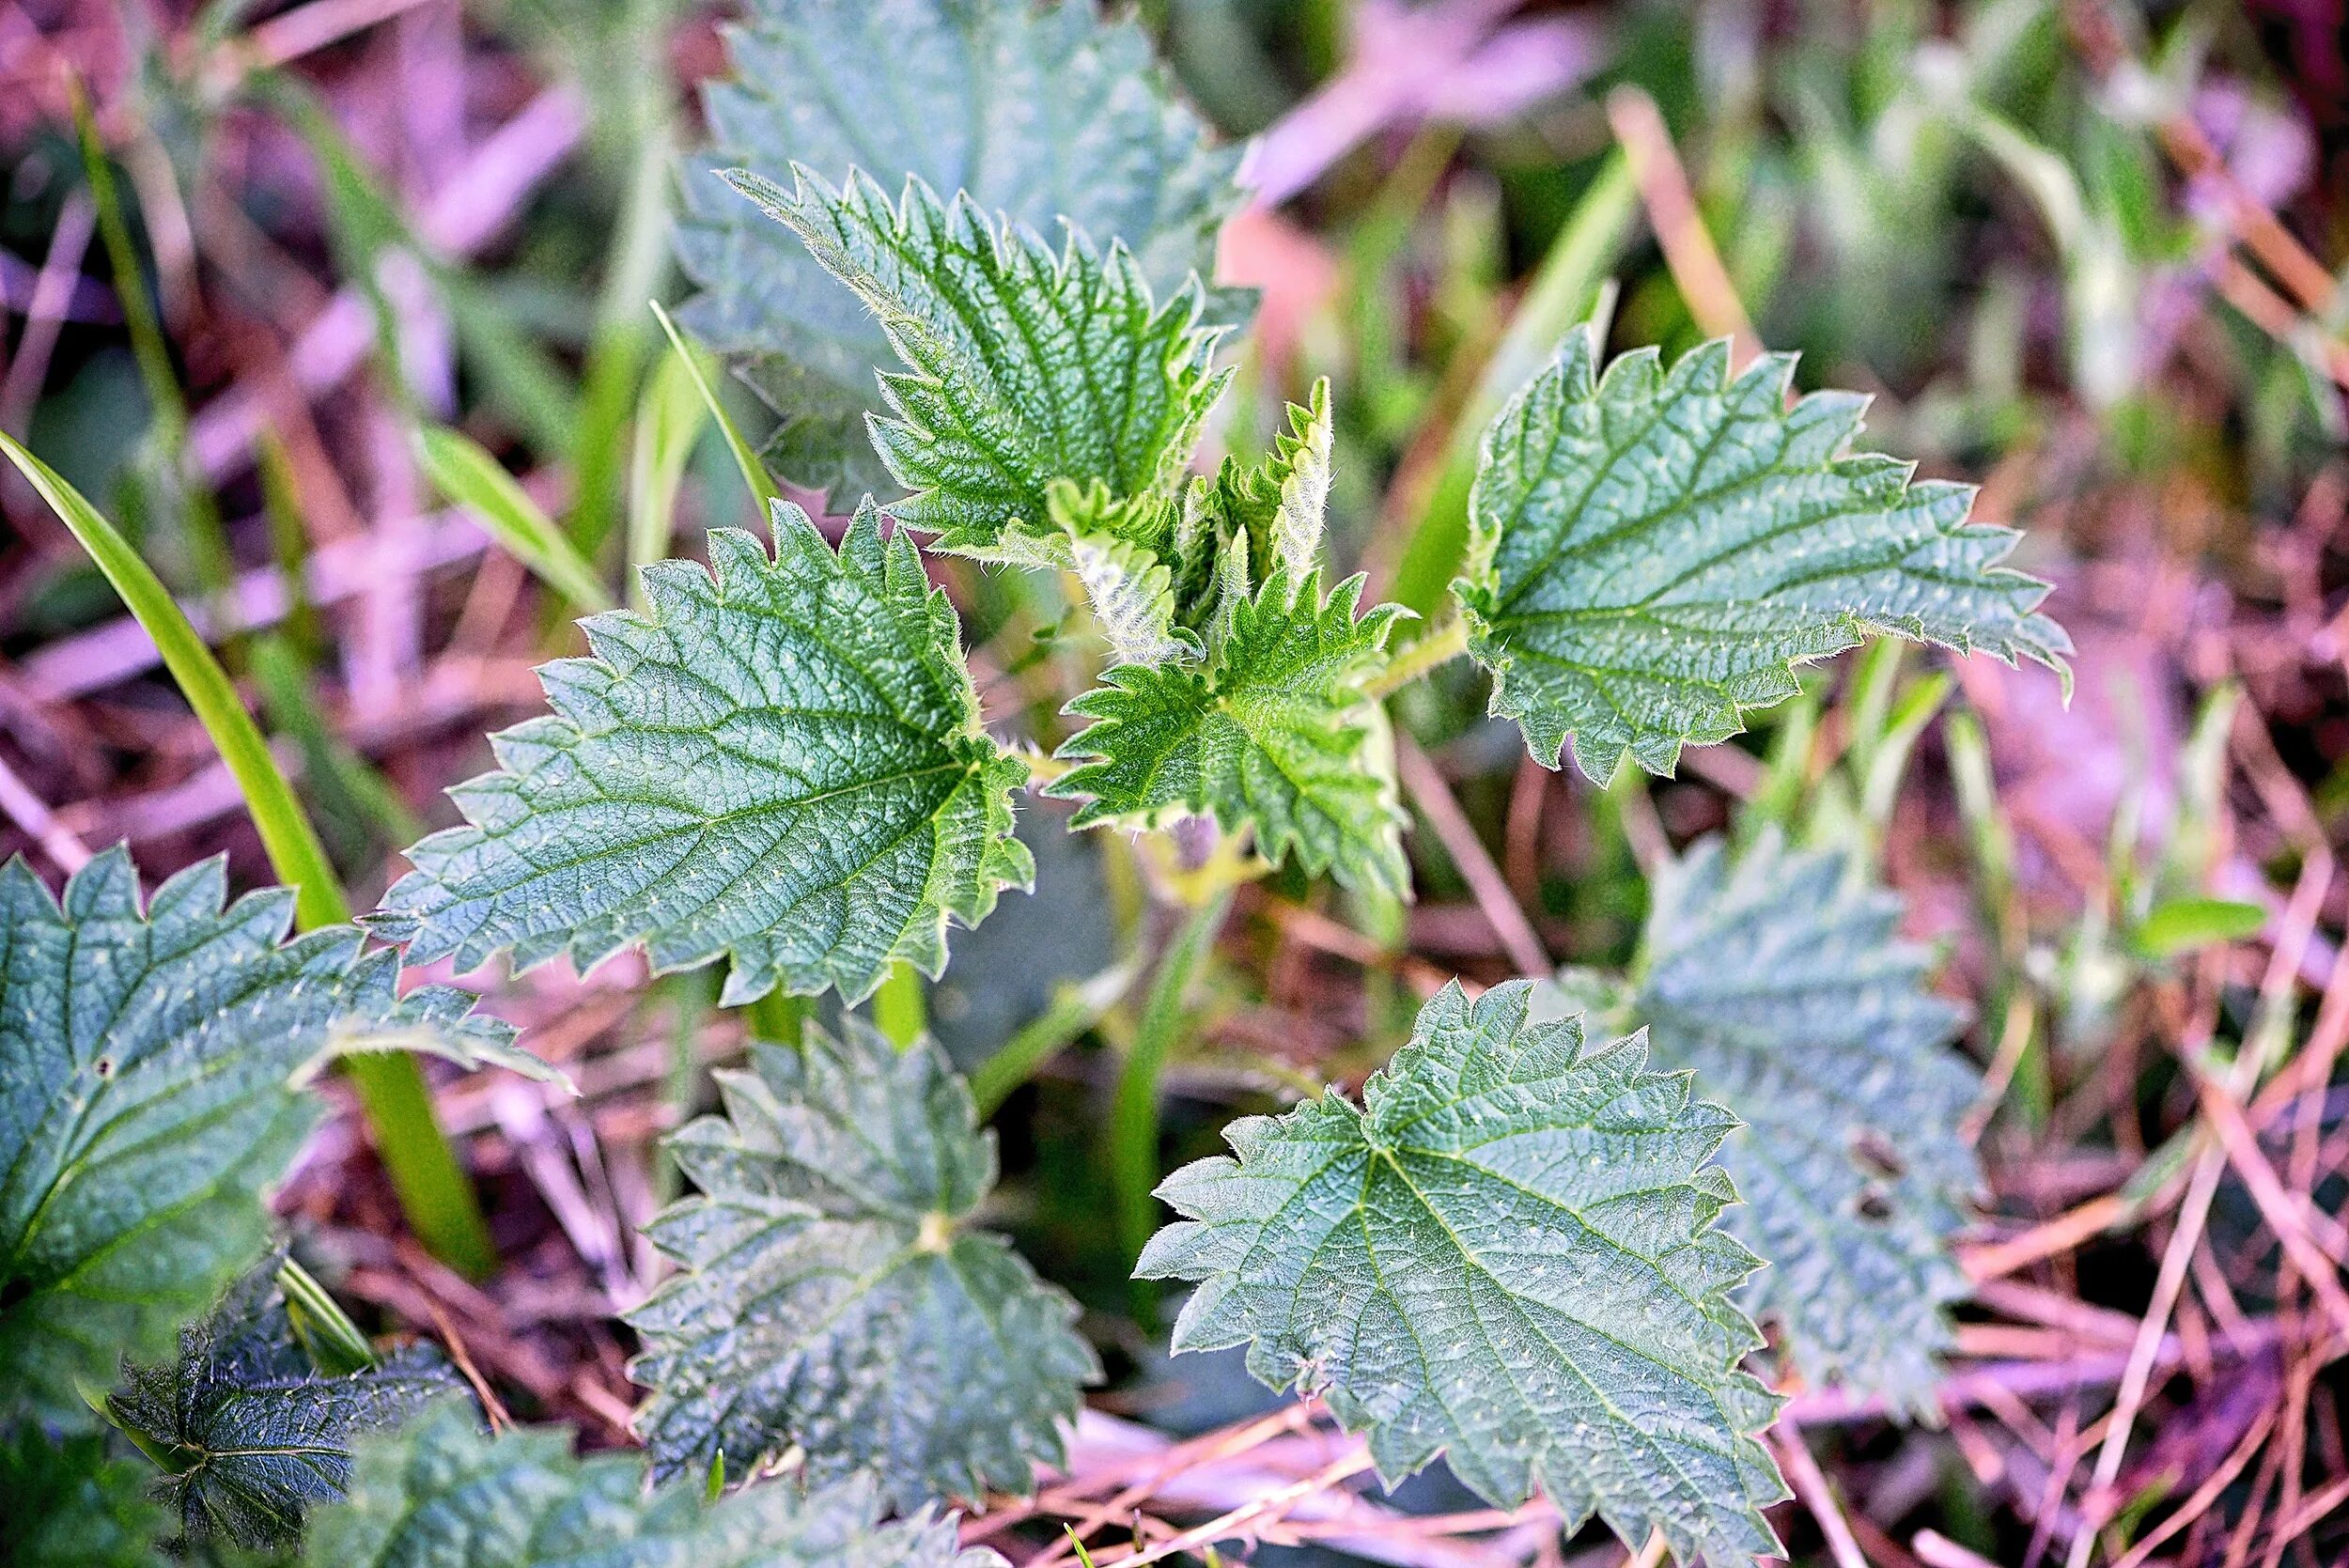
[
  {"left": 628, "top": 1018, "right": 1096, "bottom": 1508},
  {"left": 1137, "top": 981, "right": 1788, "bottom": 1568},
  {"left": 367, "top": 505, "right": 1034, "bottom": 1007},
  {"left": 674, "top": 0, "right": 1243, "bottom": 500},
  {"left": 108, "top": 1263, "right": 461, "bottom": 1549}
]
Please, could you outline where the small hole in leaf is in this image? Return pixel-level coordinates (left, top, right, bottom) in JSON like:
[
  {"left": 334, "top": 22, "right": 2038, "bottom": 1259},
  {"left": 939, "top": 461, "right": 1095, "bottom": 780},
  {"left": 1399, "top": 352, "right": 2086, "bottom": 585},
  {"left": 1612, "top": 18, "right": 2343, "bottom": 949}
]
[
  {"left": 1849, "top": 1129, "right": 1905, "bottom": 1181},
  {"left": 93, "top": 1056, "right": 115, "bottom": 1079},
  {"left": 1855, "top": 1188, "right": 1894, "bottom": 1223}
]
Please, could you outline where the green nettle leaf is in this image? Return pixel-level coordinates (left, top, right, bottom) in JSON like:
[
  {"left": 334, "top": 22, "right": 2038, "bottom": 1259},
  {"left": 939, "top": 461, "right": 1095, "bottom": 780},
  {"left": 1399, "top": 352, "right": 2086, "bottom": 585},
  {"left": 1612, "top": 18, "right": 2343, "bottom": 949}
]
[
  {"left": 627, "top": 1018, "right": 1097, "bottom": 1508},
  {"left": 0, "top": 848, "right": 514, "bottom": 1431},
  {"left": 1456, "top": 327, "right": 2072, "bottom": 783},
  {"left": 306, "top": 1400, "right": 1003, "bottom": 1568},
  {"left": 1136, "top": 981, "right": 1788, "bottom": 1568},
  {"left": 107, "top": 1263, "right": 462, "bottom": 1549},
  {"left": 727, "top": 168, "right": 1229, "bottom": 564},
  {"left": 367, "top": 505, "right": 1034, "bottom": 1007},
  {"left": 1, "top": 1428, "right": 165, "bottom": 1568},
  {"left": 675, "top": 0, "right": 1243, "bottom": 500},
  {"left": 1535, "top": 833, "right": 1981, "bottom": 1413},
  {"left": 1047, "top": 567, "right": 1411, "bottom": 898}
]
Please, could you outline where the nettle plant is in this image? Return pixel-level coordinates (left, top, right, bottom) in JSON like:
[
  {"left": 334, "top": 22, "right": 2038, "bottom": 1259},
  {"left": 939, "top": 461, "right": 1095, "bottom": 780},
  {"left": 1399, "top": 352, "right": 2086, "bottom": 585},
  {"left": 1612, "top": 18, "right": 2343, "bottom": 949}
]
[{"left": 0, "top": 3, "right": 2077, "bottom": 1565}]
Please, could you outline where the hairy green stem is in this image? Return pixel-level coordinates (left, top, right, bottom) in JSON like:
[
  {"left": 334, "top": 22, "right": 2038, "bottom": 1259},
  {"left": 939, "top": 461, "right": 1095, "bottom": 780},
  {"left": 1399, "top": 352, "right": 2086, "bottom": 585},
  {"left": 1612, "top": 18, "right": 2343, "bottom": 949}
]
[
  {"left": 1112, "top": 890, "right": 1234, "bottom": 1316},
  {"left": 1365, "top": 616, "right": 1470, "bottom": 699},
  {"left": 0, "top": 434, "right": 497, "bottom": 1280}
]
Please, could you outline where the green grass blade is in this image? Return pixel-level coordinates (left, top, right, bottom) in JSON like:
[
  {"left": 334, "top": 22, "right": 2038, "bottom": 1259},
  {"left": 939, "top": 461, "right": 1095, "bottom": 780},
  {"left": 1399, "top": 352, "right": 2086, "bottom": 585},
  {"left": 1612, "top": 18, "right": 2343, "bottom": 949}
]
[
  {"left": 650, "top": 299, "right": 778, "bottom": 515},
  {"left": 871, "top": 960, "right": 926, "bottom": 1049},
  {"left": 0, "top": 431, "right": 497, "bottom": 1280},
  {"left": 1112, "top": 891, "right": 1233, "bottom": 1316},
  {"left": 413, "top": 425, "right": 615, "bottom": 613},
  {"left": 627, "top": 344, "right": 710, "bottom": 612}
]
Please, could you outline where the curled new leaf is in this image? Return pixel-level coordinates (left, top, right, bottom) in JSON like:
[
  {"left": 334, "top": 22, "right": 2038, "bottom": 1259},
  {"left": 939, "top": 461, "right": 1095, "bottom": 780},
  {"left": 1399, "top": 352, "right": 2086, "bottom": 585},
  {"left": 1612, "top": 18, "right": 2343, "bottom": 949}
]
[
  {"left": 727, "top": 168, "right": 1229, "bottom": 563},
  {"left": 1137, "top": 980, "right": 1788, "bottom": 1568},
  {"left": 367, "top": 505, "right": 1034, "bottom": 1007},
  {"left": 107, "top": 1262, "right": 461, "bottom": 1549},
  {"left": 0, "top": 848, "right": 517, "bottom": 1431},
  {"left": 1456, "top": 327, "right": 2072, "bottom": 782},
  {"left": 1048, "top": 567, "right": 1411, "bottom": 898},
  {"left": 627, "top": 1018, "right": 1097, "bottom": 1509},
  {"left": 307, "top": 1399, "right": 1003, "bottom": 1567},
  {"left": 1536, "top": 833, "right": 1981, "bottom": 1412}
]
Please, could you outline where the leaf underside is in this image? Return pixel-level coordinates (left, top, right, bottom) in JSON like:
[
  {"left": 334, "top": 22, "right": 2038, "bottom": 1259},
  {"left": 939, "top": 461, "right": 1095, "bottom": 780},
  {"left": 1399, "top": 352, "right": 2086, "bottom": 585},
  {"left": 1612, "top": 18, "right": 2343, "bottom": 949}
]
[
  {"left": 627, "top": 1018, "right": 1097, "bottom": 1509},
  {"left": 675, "top": 0, "right": 1243, "bottom": 501},
  {"left": 1047, "top": 567, "right": 1411, "bottom": 898},
  {"left": 367, "top": 505, "right": 1034, "bottom": 1007},
  {"left": 1538, "top": 832, "right": 1981, "bottom": 1414},
  {"left": 306, "top": 1400, "right": 1003, "bottom": 1567},
  {"left": 1456, "top": 327, "right": 2073, "bottom": 784},
  {"left": 730, "top": 167, "right": 1228, "bottom": 563},
  {"left": 0, "top": 847, "right": 496, "bottom": 1431},
  {"left": 1137, "top": 981, "right": 1788, "bottom": 1568},
  {"left": 107, "top": 1262, "right": 462, "bottom": 1549}
]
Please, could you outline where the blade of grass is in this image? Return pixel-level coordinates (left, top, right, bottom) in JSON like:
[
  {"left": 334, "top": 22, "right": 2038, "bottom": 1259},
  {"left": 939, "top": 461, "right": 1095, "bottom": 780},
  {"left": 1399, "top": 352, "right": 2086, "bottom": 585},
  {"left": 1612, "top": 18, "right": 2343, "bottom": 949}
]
[
  {"left": 872, "top": 961, "right": 926, "bottom": 1048},
  {"left": 649, "top": 298, "right": 777, "bottom": 515},
  {"left": 626, "top": 343, "right": 709, "bottom": 612},
  {"left": 413, "top": 424, "right": 614, "bottom": 613},
  {"left": 571, "top": 115, "right": 677, "bottom": 561},
  {"left": 71, "top": 79, "right": 241, "bottom": 641},
  {"left": 1, "top": 431, "right": 497, "bottom": 1279},
  {"left": 969, "top": 959, "right": 1139, "bottom": 1117},
  {"left": 1113, "top": 890, "right": 1234, "bottom": 1314},
  {"left": 1386, "top": 150, "right": 1635, "bottom": 618}
]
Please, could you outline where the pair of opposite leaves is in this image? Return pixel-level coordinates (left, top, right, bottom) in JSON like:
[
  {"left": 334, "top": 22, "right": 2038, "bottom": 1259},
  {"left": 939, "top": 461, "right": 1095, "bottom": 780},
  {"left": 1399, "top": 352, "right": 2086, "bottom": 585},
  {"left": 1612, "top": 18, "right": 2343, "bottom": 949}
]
[{"left": 3, "top": 831, "right": 1977, "bottom": 1568}]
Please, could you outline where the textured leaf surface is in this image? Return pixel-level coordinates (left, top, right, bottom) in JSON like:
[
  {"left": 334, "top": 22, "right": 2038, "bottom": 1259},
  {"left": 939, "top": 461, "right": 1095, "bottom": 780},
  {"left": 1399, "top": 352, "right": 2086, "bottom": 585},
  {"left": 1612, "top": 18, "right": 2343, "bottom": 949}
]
[
  {"left": 1456, "top": 328, "right": 2072, "bottom": 782},
  {"left": 1, "top": 1428, "right": 164, "bottom": 1568},
  {"left": 628, "top": 1018, "right": 1097, "bottom": 1508},
  {"left": 1178, "top": 380, "right": 1334, "bottom": 598},
  {"left": 676, "top": 0, "right": 1242, "bottom": 500},
  {"left": 730, "top": 169, "right": 1227, "bottom": 563},
  {"left": 368, "top": 505, "right": 1033, "bottom": 1007},
  {"left": 108, "top": 1263, "right": 461, "bottom": 1548},
  {"left": 0, "top": 848, "right": 497, "bottom": 1431},
  {"left": 1535, "top": 834, "right": 1980, "bottom": 1412},
  {"left": 1136, "top": 981, "right": 1787, "bottom": 1568},
  {"left": 1048, "top": 568, "right": 1409, "bottom": 897},
  {"left": 306, "top": 1400, "right": 1002, "bottom": 1568}
]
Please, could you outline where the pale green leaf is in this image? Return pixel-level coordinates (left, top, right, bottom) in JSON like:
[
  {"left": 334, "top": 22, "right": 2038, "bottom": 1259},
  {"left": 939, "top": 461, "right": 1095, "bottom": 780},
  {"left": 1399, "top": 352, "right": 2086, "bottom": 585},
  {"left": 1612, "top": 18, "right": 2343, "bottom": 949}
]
[
  {"left": 1178, "top": 380, "right": 1334, "bottom": 598},
  {"left": 1456, "top": 328, "right": 2072, "bottom": 783},
  {"left": 628, "top": 1017, "right": 1097, "bottom": 1509},
  {"left": 108, "top": 1263, "right": 462, "bottom": 1549},
  {"left": 1535, "top": 833, "right": 1981, "bottom": 1414},
  {"left": 0, "top": 1427, "right": 164, "bottom": 1568},
  {"left": 0, "top": 847, "right": 509, "bottom": 1432},
  {"left": 725, "top": 168, "right": 1228, "bottom": 563},
  {"left": 306, "top": 1400, "right": 1003, "bottom": 1568},
  {"left": 1135, "top": 980, "right": 1788, "bottom": 1568},
  {"left": 1062, "top": 520, "right": 1196, "bottom": 668},
  {"left": 1047, "top": 567, "right": 1410, "bottom": 898},
  {"left": 674, "top": 0, "right": 1242, "bottom": 500},
  {"left": 366, "top": 505, "right": 1034, "bottom": 1007}
]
